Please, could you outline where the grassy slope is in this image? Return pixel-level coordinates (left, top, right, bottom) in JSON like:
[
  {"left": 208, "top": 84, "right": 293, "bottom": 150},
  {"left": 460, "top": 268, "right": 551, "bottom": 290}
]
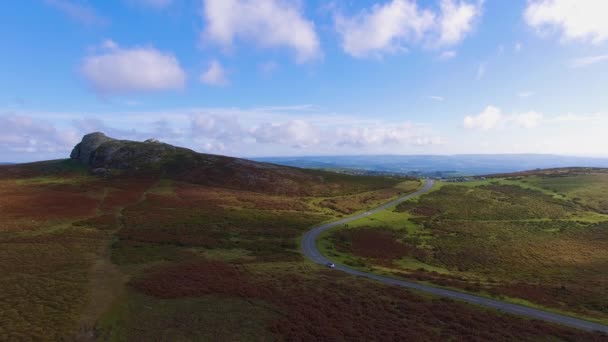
[
  {"left": 321, "top": 169, "right": 608, "bottom": 325},
  {"left": 0, "top": 161, "right": 605, "bottom": 340}
]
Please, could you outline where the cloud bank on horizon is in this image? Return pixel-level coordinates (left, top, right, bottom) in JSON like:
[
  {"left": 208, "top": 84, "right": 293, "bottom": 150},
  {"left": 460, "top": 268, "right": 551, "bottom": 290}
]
[{"left": 1, "top": 0, "right": 608, "bottom": 162}]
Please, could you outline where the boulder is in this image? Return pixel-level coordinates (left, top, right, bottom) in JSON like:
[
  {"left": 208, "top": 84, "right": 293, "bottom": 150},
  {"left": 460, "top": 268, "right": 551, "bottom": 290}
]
[{"left": 70, "top": 132, "right": 112, "bottom": 166}]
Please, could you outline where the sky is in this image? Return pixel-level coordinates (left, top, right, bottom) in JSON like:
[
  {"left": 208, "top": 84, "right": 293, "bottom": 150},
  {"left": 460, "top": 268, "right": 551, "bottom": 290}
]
[{"left": 1, "top": 0, "right": 608, "bottom": 162}]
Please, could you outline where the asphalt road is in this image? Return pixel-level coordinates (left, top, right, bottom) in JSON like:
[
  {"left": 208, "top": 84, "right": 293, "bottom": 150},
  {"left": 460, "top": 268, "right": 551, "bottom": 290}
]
[{"left": 301, "top": 179, "right": 608, "bottom": 334}]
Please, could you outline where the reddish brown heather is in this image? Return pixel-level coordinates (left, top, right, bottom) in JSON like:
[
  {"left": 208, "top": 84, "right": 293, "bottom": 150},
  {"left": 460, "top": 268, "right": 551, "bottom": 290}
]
[
  {"left": 131, "top": 260, "right": 263, "bottom": 299},
  {"left": 413, "top": 206, "right": 442, "bottom": 217},
  {"left": 349, "top": 228, "right": 410, "bottom": 260},
  {"left": 1, "top": 184, "right": 99, "bottom": 223},
  {"left": 131, "top": 261, "right": 607, "bottom": 341}
]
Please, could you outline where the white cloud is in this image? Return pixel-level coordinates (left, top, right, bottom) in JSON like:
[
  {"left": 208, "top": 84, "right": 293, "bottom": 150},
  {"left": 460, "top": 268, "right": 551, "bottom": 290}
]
[
  {"left": 436, "top": 0, "right": 482, "bottom": 47},
  {"left": 464, "top": 106, "right": 545, "bottom": 130},
  {"left": 201, "top": 0, "right": 320, "bottom": 63},
  {"left": 81, "top": 40, "right": 186, "bottom": 95},
  {"left": 511, "top": 111, "right": 544, "bottom": 128},
  {"left": 335, "top": 0, "right": 482, "bottom": 58},
  {"left": 191, "top": 113, "right": 244, "bottom": 143},
  {"left": 429, "top": 95, "right": 445, "bottom": 101},
  {"left": 570, "top": 54, "right": 608, "bottom": 68},
  {"left": 1, "top": 107, "right": 444, "bottom": 160},
  {"left": 0, "top": 114, "right": 79, "bottom": 153},
  {"left": 524, "top": 0, "right": 608, "bottom": 44},
  {"left": 439, "top": 50, "right": 457, "bottom": 59},
  {"left": 250, "top": 120, "right": 321, "bottom": 148},
  {"left": 45, "top": 0, "right": 107, "bottom": 26},
  {"left": 335, "top": 0, "right": 434, "bottom": 58},
  {"left": 200, "top": 60, "right": 229, "bottom": 86},
  {"left": 336, "top": 123, "right": 442, "bottom": 147},
  {"left": 464, "top": 106, "right": 502, "bottom": 130}
]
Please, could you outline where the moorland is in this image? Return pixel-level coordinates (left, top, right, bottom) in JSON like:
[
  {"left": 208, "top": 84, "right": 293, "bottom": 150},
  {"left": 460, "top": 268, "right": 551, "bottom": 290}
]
[
  {"left": 321, "top": 168, "right": 608, "bottom": 326},
  {"left": 0, "top": 134, "right": 606, "bottom": 341}
]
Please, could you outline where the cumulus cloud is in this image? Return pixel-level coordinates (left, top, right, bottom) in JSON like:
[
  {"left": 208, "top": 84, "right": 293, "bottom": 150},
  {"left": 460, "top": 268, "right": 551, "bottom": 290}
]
[
  {"left": 200, "top": 60, "right": 229, "bottom": 86},
  {"left": 0, "top": 114, "right": 79, "bottom": 153},
  {"left": 81, "top": 40, "right": 186, "bottom": 95},
  {"left": 335, "top": 0, "right": 434, "bottom": 58},
  {"left": 191, "top": 113, "right": 244, "bottom": 144},
  {"left": 188, "top": 110, "right": 441, "bottom": 153},
  {"left": 201, "top": 0, "right": 321, "bottom": 62},
  {"left": 570, "top": 54, "right": 608, "bottom": 68},
  {"left": 336, "top": 123, "right": 442, "bottom": 147},
  {"left": 525, "top": 0, "right": 608, "bottom": 44},
  {"left": 335, "top": 0, "right": 482, "bottom": 58},
  {"left": 45, "top": 0, "right": 107, "bottom": 26},
  {"left": 250, "top": 120, "right": 321, "bottom": 148},
  {"left": 464, "top": 106, "right": 544, "bottom": 130},
  {"left": 436, "top": 0, "right": 481, "bottom": 47},
  {"left": 464, "top": 106, "right": 502, "bottom": 130}
]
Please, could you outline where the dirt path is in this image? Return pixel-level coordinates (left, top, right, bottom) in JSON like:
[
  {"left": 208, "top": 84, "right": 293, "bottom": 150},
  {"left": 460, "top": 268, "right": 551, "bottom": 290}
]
[{"left": 73, "top": 180, "right": 156, "bottom": 341}]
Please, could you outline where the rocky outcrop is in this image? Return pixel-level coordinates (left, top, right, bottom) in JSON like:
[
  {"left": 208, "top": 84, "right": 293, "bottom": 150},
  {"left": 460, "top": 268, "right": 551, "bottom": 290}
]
[
  {"left": 70, "top": 132, "right": 190, "bottom": 170},
  {"left": 70, "top": 132, "right": 112, "bottom": 166},
  {"left": 68, "top": 132, "right": 364, "bottom": 196}
]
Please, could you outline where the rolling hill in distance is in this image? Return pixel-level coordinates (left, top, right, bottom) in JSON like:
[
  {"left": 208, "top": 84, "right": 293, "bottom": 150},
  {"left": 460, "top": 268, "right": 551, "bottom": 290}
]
[{"left": 254, "top": 154, "right": 608, "bottom": 177}]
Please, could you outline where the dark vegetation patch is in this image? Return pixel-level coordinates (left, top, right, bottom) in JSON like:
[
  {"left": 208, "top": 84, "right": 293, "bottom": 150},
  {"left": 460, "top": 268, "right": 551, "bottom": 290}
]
[
  {"left": 131, "top": 260, "right": 260, "bottom": 299},
  {"left": 117, "top": 198, "right": 325, "bottom": 262},
  {"left": 0, "top": 182, "right": 99, "bottom": 226},
  {"left": 331, "top": 227, "right": 410, "bottom": 260},
  {"left": 412, "top": 206, "right": 442, "bottom": 217},
  {"left": 97, "top": 293, "right": 277, "bottom": 342},
  {"left": 127, "top": 262, "right": 607, "bottom": 341},
  {"left": 0, "top": 159, "right": 87, "bottom": 179}
]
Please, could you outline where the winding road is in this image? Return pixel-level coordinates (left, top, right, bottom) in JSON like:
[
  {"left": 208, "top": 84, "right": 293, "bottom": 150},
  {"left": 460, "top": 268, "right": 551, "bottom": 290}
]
[{"left": 301, "top": 179, "right": 608, "bottom": 333}]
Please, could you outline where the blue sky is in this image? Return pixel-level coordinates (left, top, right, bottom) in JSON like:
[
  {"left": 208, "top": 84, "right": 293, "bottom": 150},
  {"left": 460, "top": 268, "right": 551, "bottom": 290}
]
[{"left": 1, "top": 0, "right": 607, "bottom": 162}]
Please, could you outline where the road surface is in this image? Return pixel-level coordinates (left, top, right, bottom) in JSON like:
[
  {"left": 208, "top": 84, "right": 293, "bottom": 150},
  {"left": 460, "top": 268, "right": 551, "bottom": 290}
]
[{"left": 301, "top": 179, "right": 608, "bottom": 333}]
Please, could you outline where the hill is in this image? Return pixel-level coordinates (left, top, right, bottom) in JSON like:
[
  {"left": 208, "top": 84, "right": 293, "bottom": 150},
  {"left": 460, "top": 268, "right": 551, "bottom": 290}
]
[
  {"left": 255, "top": 154, "right": 608, "bottom": 177},
  {"left": 0, "top": 136, "right": 604, "bottom": 341},
  {"left": 64, "top": 132, "right": 402, "bottom": 196}
]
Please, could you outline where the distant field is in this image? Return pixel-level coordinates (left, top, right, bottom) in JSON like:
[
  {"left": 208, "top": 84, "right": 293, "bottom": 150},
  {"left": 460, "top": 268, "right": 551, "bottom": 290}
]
[
  {"left": 1, "top": 161, "right": 606, "bottom": 340},
  {"left": 321, "top": 169, "right": 608, "bottom": 324}
]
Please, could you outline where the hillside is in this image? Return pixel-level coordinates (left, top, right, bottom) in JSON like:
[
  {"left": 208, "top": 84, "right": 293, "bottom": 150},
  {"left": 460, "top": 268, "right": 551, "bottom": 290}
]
[
  {"left": 0, "top": 137, "right": 605, "bottom": 341},
  {"left": 64, "top": 132, "right": 402, "bottom": 196},
  {"left": 320, "top": 167, "right": 608, "bottom": 325}
]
